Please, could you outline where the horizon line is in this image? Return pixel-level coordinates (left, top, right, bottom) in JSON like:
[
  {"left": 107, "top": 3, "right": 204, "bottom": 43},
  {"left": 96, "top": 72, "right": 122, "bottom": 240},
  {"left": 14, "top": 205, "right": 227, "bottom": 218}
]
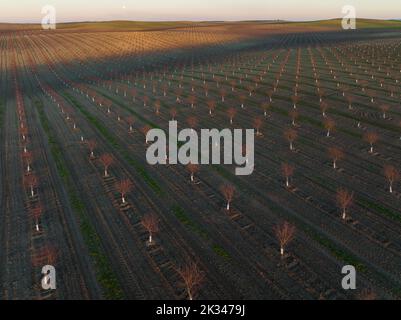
[{"left": 1, "top": 17, "right": 401, "bottom": 25}]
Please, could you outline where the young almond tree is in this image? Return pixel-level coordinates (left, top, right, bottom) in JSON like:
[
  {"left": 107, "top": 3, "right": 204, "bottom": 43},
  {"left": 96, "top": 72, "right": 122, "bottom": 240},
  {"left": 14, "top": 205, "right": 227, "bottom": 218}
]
[
  {"left": 323, "top": 118, "right": 335, "bottom": 137},
  {"left": 141, "top": 125, "right": 151, "bottom": 144},
  {"left": 227, "top": 107, "right": 237, "bottom": 125},
  {"left": 99, "top": 154, "right": 113, "bottom": 177},
  {"left": 363, "top": 132, "right": 379, "bottom": 153},
  {"left": 281, "top": 163, "right": 294, "bottom": 188},
  {"left": 207, "top": 100, "right": 216, "bottom": 116},
  {"left": 24, "top": 174, "right": 38, "bottom": 197},
  {"left": 221, "top": 184, "right": 235, "bottom": 211},
  {"left": 30, "top": 204, "right": 42, "bottom": 232},
  {"left": 170, "top": 107, "right": 177, "bottom": 121},
  {"left": 384, "top": 165, "right": 399, "bottom": 194},
  {"left": 154, "top": 100, "right": 161, "bottom": 116},
  {"left": 346, "top": 94, "right": 354, "bottom": 110},
  {"left": 141, "top": 214, "right": 159, "bottom": 245},
  {"left": 320, "top": 101, "right": 329, "bottom": 117},
  {"left": 178, "top": 261, "right": 204, "bottom": 301},
  {"left": 254, "top": 117, "right": 263, "bottom": 136},
  {"left": 274, "top": 221, "right": 295, "bottom": 256},
  {"left": 291, "top": 95, "right": 300, "bottom": 109},
  {"left": 127, "top": 116, "right": 135, "bottom": 133},
  {"left": 188, "top": 95, "right": 196, "bottom": 108},
  {"left": 289, "top": 110, "right": 299, "bottom": 126},
  {"left": 115, "top": 179, "right": 132, "bottom": 204},
  {"left": 187, "top": 116, "right": 198, "bottom": 132},
  {"left": 328, "top": 147, "right": 344, "bottom": 169},
  {"left": 187, "top": 163, "right": 199, "bottom": 183},
  {"left": 87, "top": 140, "right": 97, "bottom": 159},
  {"left": 284, "top": 128, "right": 298, "bottom": 151},
  {"left": 336, "top": 188, "right": 354, "bottom": 220},
  {"left": 261, "top": 102, "right": 270, "bottom": 117},
  {"left": 22, "top": 151, "right": 33, "bottom": 173},
  {"left": 379, "top": 104, "right": 390, "bottom": 119},
  {"left": 239, "top": 95, "right": 246, "bottom": 109}
]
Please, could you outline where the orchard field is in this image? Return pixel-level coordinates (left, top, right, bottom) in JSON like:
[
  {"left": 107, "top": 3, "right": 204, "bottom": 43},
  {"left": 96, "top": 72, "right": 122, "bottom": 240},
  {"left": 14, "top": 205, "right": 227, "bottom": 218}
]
[{"left": 1, "top": 20, "right": 401, "bottom": 300}]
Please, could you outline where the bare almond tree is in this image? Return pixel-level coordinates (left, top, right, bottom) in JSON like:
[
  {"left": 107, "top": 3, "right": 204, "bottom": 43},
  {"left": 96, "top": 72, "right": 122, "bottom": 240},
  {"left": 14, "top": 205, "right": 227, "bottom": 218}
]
[
  {"left": 141, "top": 214, "right": 159, "bottom": 245},
  {"left": 336, "top": 188, "right": 354, "bottom": 220},
  {"left": 364, "top": 132, "right": 379, "bottom": 153},
  {"left": 127, "top": 116, "right": 135, "bottom": 133},
  {"left": 188, "top": 95, "right": 196, "bottom": 108},
  {"left": 207, "top": 100, "right": 216, "bottom": 116},
  {"left": 379, "top": 104, "right": 390, "bottom": 119},
  {"left": 30, "top": 204, "right": 42, "bottom": 232},
  {"left": 99, "top": 153, "right": 113, "bottom": 177},
  {"left": 177, "top": 261, "right": 204, "bottom": 300},
  {"left": 323, "top": 118, "right": 335, "bottom": 137},
  {"left": 187, "top": 163, "right": 199, "bottom": 183},
  {"left": 227, "top": 107, "right": 237, "bottom": 125},
  {"left": 87, "top": 140, "right": 97, "bottom": 158},
  {"left": 291, "top": 95, "right": 299, "bottom": 109},
  {"left": 154, "top": 100, "right": 161, "bottom": 116},
  {"left": 328, "top": 147, "right": 344, "bottom": 169},
  {"left": 141, "top": 125, "right": 151, "bottom": 144},
  {"left": 115, "top": 179, "right": 132, "bottom": 204},
  {"left": 284, "top": 128, "right": 298, "bottom": 151},
  {"left": 274, "top": 221, "right": 295, "bottom": 256},
  {"left": 254, "top": 117, "right": 263, "bottom": 136},
  {"left": 24, "top": 174, "right": 38, "bottom": 197},
  {"left": 281, "top": 163, "right": 294, "bottom": 188},
  {"left": 187, "top": 116, "right": 198, "bottom": 132},
  {"left": 261, "top": 102, "right": 270, "bottom": 117},
  {"left": 170, "top": 107, "right": 177, "bottom": 121},
  {"left": 384, "top": 165, "right": 399, "bottom": 193},
  {"left": 289, "top": 110, "right": 299, "bottom": 126},
  {"left": 22, "top": 151, "right": 33, "bottom": 173},
  {"left": 221, "top": 184, "right": 235, "bottom": 211},
  {"left": 320, "top": 101, "right": 329, "bottom": 117}
]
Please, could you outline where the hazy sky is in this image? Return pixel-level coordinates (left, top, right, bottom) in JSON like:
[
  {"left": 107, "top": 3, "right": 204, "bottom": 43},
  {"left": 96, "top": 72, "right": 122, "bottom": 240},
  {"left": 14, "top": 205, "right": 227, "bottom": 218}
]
[{"left": 1, "top": 0, "right": 400, "bottom": 23}]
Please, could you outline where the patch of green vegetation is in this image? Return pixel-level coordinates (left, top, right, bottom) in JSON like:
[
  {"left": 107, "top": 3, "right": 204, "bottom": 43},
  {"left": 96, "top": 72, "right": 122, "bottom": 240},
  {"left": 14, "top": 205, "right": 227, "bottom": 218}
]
[
  {"left": 172, "top": 206, "right": 231, "bottom": 259},
  {"left": 172, "top": 205, "right": 208, "bottom": 239},
  {"left": 311, "top": 232, "right": 367, "bottom": 272},
  {"left": 34, "top": 98, "right": 124, "bottom": 299},
  {"left": 358, "top": 199, "right": 401, "bottom": 224},
  {"left": 63, "top": 92, "right": 163, "bottom": 196},
  {"left": 212, "top": 245, "right": 231, "bottom": 260}
]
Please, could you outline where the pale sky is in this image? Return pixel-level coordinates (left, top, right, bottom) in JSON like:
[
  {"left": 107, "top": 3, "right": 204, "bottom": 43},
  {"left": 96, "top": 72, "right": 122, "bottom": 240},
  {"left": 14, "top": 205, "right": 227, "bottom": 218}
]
[{"left": 0, "top": 0, "right": 400, "bottom": 23}]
